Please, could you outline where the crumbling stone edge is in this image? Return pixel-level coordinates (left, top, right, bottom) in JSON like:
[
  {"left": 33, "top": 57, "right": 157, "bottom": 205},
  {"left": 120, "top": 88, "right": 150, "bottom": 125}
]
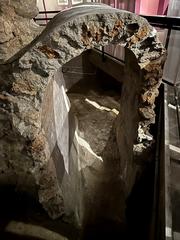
[{"left": 0, "top": 3, "right": 166, "bottom": 219}]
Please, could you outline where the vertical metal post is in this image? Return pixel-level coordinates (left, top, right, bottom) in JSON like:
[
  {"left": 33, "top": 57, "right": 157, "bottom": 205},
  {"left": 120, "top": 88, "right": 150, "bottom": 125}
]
[
  {"left": 174, "top": 86, "right": 180, "bottom": 141},
  {"left": 102, "top": 46, "right": 105, "bottom": 62},
  {"left": 165, "top": 28, "right": 171, "bottom": 50}
]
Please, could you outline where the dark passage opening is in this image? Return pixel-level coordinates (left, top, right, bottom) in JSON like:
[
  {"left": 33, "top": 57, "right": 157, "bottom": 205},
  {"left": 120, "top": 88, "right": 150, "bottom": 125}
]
[{"left": 0, "top": 51, "right": 160, "bottom": 240}]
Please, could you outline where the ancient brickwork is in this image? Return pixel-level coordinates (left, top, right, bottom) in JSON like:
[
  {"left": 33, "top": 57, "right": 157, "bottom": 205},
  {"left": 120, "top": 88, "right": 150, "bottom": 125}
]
[{"left": 0, "top": 2, "right": 166, "bottom": 221}]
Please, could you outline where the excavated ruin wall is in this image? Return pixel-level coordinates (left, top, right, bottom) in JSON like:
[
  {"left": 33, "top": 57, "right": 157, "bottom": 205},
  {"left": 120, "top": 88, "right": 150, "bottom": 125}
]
[{"left": 0, "top": 1, "right": 166, "bottom": 225}]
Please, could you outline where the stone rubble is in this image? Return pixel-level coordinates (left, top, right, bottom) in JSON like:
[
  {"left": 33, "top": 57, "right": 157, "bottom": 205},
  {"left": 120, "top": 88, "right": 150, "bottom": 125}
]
[{"left": 0, "top": 1, "right": 166, "bottom": 222}]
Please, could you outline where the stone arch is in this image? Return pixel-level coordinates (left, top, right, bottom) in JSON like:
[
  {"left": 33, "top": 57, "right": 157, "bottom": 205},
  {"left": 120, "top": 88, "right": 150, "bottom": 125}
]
[
  {"left": 13, "top": 3, "right": 166, "bottom": 136},
  {"left": 0, "top": 3, "right": 166, "bottom": 221}
]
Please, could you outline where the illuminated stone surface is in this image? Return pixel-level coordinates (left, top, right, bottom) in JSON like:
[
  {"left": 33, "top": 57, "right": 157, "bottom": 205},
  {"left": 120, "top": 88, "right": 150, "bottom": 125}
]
[{"left": 0, "top": 2, "right": 166, "bottom": 222}]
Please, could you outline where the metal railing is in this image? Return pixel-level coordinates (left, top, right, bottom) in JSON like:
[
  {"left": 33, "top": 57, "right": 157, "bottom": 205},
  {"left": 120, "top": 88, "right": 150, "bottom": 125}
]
[
  {"left": 142, "top": 14, "right": 180, "bottom": 240},
  {"left": 141, "top": 15, "right": 180, "bottom": 141}
]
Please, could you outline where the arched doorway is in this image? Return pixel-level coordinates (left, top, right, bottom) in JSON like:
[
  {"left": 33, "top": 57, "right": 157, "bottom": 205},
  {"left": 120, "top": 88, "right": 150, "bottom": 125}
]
[{"left": 0, "top": 2, "right": 166, "bottom": 227}]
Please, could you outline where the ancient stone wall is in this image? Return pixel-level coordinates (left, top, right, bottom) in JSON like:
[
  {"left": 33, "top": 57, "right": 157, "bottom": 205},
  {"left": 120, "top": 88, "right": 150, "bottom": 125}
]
[{"left": 0, "top": 1, "right": 166, "bottom": 224}]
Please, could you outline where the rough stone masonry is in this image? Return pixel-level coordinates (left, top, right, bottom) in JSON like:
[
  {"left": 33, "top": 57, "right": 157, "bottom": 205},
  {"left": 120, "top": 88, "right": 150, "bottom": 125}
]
[{"left": 0, "top": 1, "right": 166, "bottom": 224}]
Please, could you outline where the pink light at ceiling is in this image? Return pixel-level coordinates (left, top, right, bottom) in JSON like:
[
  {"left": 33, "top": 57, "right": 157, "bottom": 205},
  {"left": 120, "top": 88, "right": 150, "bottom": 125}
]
[
  {"left": 136, "top": 0, "right": 169, "bottom": 15},
  {"left": 140, "top": 0, "right": 160, "bottom": 15}
]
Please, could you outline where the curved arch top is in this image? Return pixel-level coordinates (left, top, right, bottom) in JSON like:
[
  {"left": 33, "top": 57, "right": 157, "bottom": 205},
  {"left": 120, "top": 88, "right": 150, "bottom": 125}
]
[
  {"left": 12, "top": 3, "right": 165, "bottom": 70},
  {"left": 12, "top": 3, "right": 166, "bottom": 139}
]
